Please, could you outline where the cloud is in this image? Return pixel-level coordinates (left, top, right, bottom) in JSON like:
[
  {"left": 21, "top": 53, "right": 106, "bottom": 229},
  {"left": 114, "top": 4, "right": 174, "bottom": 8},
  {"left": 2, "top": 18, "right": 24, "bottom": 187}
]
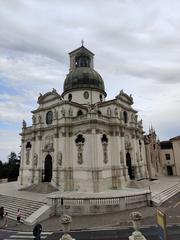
[
  {"left": 0, "top": 129, "right": 20, "bottom": 162},
  {"left": 0, "top": 0, "right": 180, "bottom": 161}
]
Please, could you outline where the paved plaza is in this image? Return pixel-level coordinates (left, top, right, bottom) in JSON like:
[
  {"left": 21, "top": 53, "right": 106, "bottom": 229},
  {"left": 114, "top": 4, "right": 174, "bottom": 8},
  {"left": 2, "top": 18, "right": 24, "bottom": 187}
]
[{"left": 0, "top": 176, "right": 179, "bottom": 233}]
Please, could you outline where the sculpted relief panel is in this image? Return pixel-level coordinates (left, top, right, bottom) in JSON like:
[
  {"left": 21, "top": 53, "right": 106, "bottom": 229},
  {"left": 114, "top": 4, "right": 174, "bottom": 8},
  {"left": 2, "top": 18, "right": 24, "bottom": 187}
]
[{"left": 44, "top": 135, "right": 54, "bottom": 151}]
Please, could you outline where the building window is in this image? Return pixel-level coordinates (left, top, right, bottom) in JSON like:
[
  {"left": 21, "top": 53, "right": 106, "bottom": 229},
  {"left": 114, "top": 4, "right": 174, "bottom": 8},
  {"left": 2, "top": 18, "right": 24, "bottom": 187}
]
[
  {"left": 77, "top": 110, "right": 83, "bottom": 116},
  {"left": 46, "top": 111, "right": 53, "bottom": 125},
  {"left": 123, "top": 111, "right": 128, "bottom": 123},
  {"left": 75, "top": 55, "right": 90, "bottom": 67},
  {"left": 165, "top": 153, "right": 170, "bottom": 160},
  {"left": 99, "top": 94, "right": 103, "bottom": 102},
  {"left": 98, "top": 110, "right": 102, "bottom": 115},
  {"left": 26, "top": 141, "right": 32, "bottom": 149},
  {"left": 68, "top": 94, "right": 72, "bottom": 102},
  {"left": 84, "top": 91, "right": 89, "bottom": 99}
]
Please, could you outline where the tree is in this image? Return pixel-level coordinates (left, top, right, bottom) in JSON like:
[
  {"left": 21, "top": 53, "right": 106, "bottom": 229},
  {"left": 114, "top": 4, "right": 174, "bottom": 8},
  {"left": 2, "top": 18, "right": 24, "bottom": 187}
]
[
  {"left": 8, "top": 152, "right": 18, "bottom": 165},
  {"left": 7, "top": 152, "right": 20, "bottom": 181}
]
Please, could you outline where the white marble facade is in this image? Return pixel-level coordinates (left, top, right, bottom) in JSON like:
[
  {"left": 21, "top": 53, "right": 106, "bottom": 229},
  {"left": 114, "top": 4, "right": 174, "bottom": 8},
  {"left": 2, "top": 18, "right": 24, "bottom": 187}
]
[{"left": 18, "top": 45, "right": 148, "bottom": 192}]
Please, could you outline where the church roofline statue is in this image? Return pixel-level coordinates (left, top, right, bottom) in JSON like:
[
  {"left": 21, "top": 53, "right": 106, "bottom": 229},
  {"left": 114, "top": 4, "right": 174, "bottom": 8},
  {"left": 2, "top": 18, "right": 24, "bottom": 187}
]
[
  {"left": 116, "top": 89, "right": 134, "bottom": 105},
  {"left": 37, "top": 90, "right": 62, "bottom": 104}
]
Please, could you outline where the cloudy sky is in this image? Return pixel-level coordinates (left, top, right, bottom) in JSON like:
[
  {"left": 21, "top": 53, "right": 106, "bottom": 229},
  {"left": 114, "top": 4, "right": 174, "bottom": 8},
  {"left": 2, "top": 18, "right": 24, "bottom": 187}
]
[{"left": 0, "top": 0, "right": 180, "bottom": 162}]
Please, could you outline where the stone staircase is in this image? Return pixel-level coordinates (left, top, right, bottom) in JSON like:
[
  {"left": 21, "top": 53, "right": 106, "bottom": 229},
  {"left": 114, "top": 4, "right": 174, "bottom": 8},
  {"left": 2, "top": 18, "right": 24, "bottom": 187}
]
[
  {"left": 0, "top": 194, "right": 44, "bottom": 222},
  {"left": 152, "top": 182, "right": 180, "bottom": 206}
]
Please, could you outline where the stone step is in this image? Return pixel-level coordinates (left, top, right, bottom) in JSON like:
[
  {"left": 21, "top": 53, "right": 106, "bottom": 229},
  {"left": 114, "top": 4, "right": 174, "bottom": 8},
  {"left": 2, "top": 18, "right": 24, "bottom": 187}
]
[
  {"left": 152, "top": 183, "right": 180, "bottom": 206},
  {"left": 0, "top": 194, "right": 44, "bottom": 221},
  {"left": 21, "top": 182, "right": 58, "bottom": 194},
  {"left": 152, "top": 183, "right": 180, "bottom": 200}
]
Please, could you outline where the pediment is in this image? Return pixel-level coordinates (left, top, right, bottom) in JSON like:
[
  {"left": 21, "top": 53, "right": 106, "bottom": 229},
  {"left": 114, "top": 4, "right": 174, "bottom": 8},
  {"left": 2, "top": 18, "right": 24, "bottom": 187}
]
[
  {"left": 37, "top": 89, "right": 62, "bottom": 104},
  {"left": 115, "top": 89, "right": 134, "bottom": 105}
]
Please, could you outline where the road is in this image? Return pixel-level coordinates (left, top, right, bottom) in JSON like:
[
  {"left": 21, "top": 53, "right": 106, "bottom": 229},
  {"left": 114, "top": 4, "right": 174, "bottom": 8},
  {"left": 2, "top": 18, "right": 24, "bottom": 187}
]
[{"left": 0, "top": 226, "right": 180, "bottom": 240}]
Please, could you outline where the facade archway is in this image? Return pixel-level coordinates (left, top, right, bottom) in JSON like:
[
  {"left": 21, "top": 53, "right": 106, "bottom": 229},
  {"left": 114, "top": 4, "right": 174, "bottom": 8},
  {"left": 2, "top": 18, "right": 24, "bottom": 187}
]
[
  {"left": 126, "top": 152, "right": 134, "bottom": 179},
  {"left": 43, "top": 154, "right": 52, "bottom": 182}
]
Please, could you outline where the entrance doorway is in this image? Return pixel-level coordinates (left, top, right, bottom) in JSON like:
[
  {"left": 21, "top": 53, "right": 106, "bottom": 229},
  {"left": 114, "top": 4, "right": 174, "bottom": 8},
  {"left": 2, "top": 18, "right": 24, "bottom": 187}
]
[
  {"left": 126, "top": 152, "right": 134, "bottom": 179},
  {"left": 43, "top": 154, "right": 52, "bottom": 182},
  {"left": 167, "top": 166, "right": 173, "bottom": 176}
]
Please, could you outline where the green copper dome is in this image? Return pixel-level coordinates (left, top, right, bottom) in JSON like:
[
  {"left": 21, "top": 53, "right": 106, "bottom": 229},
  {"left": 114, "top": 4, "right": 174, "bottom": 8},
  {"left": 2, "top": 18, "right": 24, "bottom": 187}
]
[{"left": 63, "top": 67, "right": 106, "bottom": 94}]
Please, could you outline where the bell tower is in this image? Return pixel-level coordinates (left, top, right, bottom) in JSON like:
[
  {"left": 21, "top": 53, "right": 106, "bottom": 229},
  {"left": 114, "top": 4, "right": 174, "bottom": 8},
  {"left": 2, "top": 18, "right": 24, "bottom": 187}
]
[{"left": 69, "top": 43, "right": 94, "bottom": 71}]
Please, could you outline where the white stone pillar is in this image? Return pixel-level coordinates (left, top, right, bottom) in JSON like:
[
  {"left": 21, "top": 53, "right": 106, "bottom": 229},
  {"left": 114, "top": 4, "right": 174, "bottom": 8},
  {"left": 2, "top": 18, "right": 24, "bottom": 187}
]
[{"left": 120, "top": 131, "right": 129, "bottom": 182}]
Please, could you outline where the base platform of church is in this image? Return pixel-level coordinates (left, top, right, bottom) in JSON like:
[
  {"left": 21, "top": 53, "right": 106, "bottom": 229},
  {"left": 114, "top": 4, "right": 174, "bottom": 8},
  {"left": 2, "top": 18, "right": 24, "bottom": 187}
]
[{"left": 0, "top": 176, "right": 179, "bottom": 225}]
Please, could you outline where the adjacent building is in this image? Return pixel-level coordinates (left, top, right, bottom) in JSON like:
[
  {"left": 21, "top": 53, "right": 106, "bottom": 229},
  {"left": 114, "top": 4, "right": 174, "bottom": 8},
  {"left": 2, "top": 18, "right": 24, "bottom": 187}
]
[
  {"left": 18, "top": 45, "right": 148, "bottom": 192},
  {"left": 144, "top": 127, "right": 163, "bottom": 178},
  {"left": 160, "top": 136, "right": 180, "bottom": 176}
]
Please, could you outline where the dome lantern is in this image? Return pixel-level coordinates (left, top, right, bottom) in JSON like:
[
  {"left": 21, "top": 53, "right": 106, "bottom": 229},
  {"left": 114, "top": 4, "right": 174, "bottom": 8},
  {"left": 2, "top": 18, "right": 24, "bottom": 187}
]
[{"left": 62, "top": 45, "right": 106, "bottom": 101}]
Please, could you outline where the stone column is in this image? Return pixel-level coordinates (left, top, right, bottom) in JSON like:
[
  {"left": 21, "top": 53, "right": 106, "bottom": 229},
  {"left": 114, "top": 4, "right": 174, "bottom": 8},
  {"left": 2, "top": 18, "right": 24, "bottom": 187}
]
[
  {"left": 53, "top": 127, "right": 59, "bottom": 186},
  {"left": 120, "top": 131, "right": 129, "bottom": 182},
  {"left": 111, "top": 131, "right": 125, "bottom": 188},
  {"left": 91, "top": 128, "right": 100, "bottom": 192}
]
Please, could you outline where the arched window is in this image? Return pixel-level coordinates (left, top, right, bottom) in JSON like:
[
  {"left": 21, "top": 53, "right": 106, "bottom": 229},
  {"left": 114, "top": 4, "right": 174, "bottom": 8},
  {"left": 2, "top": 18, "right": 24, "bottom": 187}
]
[
  {"left": 99, "top": 94, "right": 103, "bottom": 102},
  {"left": 123, "top": 111, "right": 128, "bottom": 124},
  {"left": 98, "top": 110, "right": 102, "bottom": 115},
  {"left": 75, "top": 134, "right": 85, "bottom": 144},
  {"left": 68, "top": 94, "right": 72, "bottom": 102},
  {"left": 77, "top": 110, "right": 83, "bottom": 116},
  {"left": 75, "top": 55, "right": 90, "bottom": 67},
  {"left": 26, "top": 141, "right": 32, "bottom": 150},
  {"left": 101, "top": 134, "right": 108, "bottom": 143}
]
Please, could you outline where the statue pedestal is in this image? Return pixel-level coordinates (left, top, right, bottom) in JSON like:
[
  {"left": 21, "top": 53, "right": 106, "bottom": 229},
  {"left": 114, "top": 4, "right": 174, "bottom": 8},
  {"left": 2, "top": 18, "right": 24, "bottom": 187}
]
[
  {"left": 129, "top": 230, "right": 147, "bottom": 240},
  {"left": 60, "top": 233, "right": 75, "bottom": 240},
  {"left": 60, "top": 215, "right": 75, "bottom": 240}
]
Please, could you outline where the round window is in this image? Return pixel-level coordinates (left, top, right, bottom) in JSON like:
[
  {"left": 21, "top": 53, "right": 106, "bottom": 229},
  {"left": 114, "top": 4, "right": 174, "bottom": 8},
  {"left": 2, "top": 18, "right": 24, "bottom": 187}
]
[
  {"left": 83, "top": 91, "right": 89, "bottom": 99},
  {"left": 46, "top": 111, "right": 53, "bottom": 125}
]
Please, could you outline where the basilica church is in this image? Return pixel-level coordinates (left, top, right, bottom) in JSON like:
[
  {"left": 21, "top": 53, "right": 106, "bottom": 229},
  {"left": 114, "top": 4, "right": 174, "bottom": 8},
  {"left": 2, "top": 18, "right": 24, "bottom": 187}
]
[{"left": 18, "top": 44, "right": 148, "bottom": 192}]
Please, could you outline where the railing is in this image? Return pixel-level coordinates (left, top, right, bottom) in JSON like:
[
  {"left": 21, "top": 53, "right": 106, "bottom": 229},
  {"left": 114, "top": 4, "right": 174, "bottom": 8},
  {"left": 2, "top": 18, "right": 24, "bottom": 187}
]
[{"left": 48, "top": 192, "right": 151, "bottom": 216}]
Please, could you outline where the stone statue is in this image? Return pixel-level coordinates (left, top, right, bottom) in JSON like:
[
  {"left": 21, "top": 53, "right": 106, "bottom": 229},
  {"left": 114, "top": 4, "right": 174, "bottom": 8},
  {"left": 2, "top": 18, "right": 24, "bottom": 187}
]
[
  {"left": 139, "top": 119, "right": 143, "bottom": 126},
  {"left": 22, "top": 120, "right": 26, "bottom": 129},
  {"left": 69, "top": 107, "right": 73, "bottom": 117},
  {"left": 44, "top": 135, "right": 53, "bottom": 151},
  {"left": 26, "top": 151, "right": 30, "bottom": 165},
  {"left": 136, "top": 152, "right": 139, "bottom": 162},
  {"left": 107, "top": 107, "right": 111, "bottom": 117},
  {"left": 54, "top": 109, "right": 58, "bottom": 120},
  {"left": 120, "top": 151, "right": 124, "bottom": 165},
  {"left": 77, "top": 144, "right": 83, "bottom": 164},
  {"left": 61, "top": 107, "right": 65, "bottom": 117},
  {"left": 114, "top": 108, "right": 118, "bottom": 116},
  {"left": 38, "top": 114, "right": 42, "bottom": 124},
  {"left": 32, "top": 115, "right": 36, "bottom": 124},
  {"left": 33, "top": 153, "right": 38, "bottom": 167},
  {"left": 57, "top": 152, "right": 62, "bottom": 166},
  {"left": 131, "top": 114, "right": 134, "bottom": 121}
]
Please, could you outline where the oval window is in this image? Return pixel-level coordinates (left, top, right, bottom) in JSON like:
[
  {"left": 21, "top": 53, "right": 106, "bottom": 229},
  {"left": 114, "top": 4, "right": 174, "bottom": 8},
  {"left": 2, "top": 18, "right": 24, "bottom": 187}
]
[
  {"left": 46, "top": 111, "right": 53, "bottom": 125},
  {"left": 84, "top": 91, "right": 89, "bottom": 99}
]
